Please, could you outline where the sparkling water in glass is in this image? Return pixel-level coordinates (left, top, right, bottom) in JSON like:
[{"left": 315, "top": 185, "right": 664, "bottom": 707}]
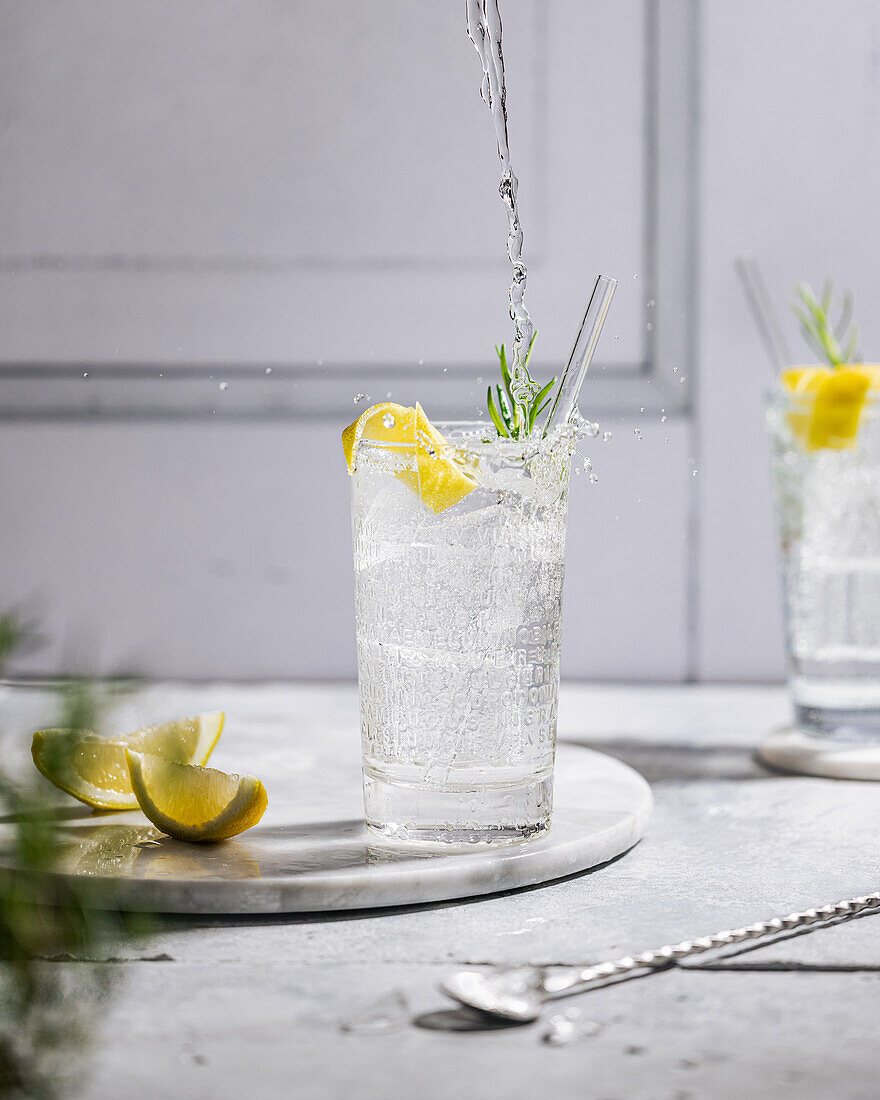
[
  {"left": 768, "top": 390, "right": 880, "bottom": 741},
  {"left": 350, "top": 423, "right": 575, "bottom": 843}
]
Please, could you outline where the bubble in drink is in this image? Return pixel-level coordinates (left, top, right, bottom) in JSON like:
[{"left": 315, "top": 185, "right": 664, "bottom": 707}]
[
  {"left": 219, "top": 382, "right": 229, "bottom": 391},
  {"left": 382, "top": 413, "right": 395, "bottom": 429},
  {"left": 354, "top": 393, "right": 367, "bottom": 404},
  {"left": 603, "top": 431, "right": 613, "bottom": 443}
]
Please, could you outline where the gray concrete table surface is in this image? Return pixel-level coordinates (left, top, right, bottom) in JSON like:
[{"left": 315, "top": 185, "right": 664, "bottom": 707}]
[{"left": 4, "top": 682, "right": 880, "bottom": 1100}]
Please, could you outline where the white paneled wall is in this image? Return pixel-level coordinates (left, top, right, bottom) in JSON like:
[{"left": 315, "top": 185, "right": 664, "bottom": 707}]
[{"left": 2, "top": 1, "right": 877, "bottom": 681}]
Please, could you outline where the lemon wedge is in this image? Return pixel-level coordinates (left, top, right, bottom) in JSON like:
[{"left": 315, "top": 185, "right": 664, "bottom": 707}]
[
  {"left": 342, "top": 401, "right": 476, "bottom": 513},
  {"left": 781, "top": 366, "right": 873, "bottom": 451},
  {"left": 32, "top": 712, "right": 224, "bottom": 811},
  {"left": 125, "top": 751, "right": 267, "bottom": 842}
]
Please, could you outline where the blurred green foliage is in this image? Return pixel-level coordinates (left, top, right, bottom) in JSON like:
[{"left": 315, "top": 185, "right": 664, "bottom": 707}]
[{"left": 0, "top": 615, "right": 150, "bottom": 1099}]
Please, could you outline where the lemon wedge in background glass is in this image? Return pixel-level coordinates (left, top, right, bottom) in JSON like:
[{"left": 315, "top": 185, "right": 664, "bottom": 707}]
[
  {"left": 126, "top": 751, "right": 267, "bottom": 842},
  {"left": 31, "top": 712, "right": 224, "bottom": 811},
  {"left": 342, "top": 401, "right": 477, "bottom": 513},
  {"left": 781, "top": 365, "right": 875, "bottom": 451}
]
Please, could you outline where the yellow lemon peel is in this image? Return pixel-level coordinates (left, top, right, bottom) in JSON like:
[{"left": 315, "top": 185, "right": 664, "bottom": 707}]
[
  {"left": 781, "top": 365, "right": 875, "bottom": 451},
  {"left": 342, "top": 402, "right": 477, "bottom": 513}
]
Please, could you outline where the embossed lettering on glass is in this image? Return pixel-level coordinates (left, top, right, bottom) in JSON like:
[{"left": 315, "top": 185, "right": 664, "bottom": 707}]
[{"left": 349, "top": 422, "right": 575, "bottom": 843}]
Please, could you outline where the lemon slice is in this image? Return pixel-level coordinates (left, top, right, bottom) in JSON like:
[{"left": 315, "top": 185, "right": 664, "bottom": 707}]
[
  {"left": 31, "top": 712, "right": 224, "bottom": 811},
  {"left": 781, "top": 366, "right": 872, "bottom": 450},
  {"left": 342, "top": 401, "right": 477, "bottom": 513},
  {"left": 125, "top": 751, "right": 267, "bottom": 842}
]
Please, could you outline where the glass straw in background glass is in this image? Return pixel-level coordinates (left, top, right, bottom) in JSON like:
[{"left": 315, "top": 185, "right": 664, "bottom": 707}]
[
  {"left": 734, "top": 255, "right": 792, "bottom": 370},
  {"left": 541, "top": 274, "right": 618, "bottom": 436}
]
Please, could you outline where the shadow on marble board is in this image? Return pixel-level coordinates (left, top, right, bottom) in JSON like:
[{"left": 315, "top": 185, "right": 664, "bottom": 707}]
[{"left": 562, "top": 736, "right": 775, "bottom": 784}]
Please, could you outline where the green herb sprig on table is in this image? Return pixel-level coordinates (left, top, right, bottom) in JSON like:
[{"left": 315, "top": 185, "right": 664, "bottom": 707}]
[
  {"left": 792, "top": 281, "right": 860, "bottom": 368},
  {"left": 486, "top": 334, "right": 556, "bottom": 441}
]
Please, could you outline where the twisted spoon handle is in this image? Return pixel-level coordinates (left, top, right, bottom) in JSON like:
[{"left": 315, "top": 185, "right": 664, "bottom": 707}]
[{"left": 543, "top": 891, "right": 880, "bottom": 997}]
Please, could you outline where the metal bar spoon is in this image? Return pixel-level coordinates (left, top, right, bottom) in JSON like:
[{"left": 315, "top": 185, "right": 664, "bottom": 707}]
[{"left": 440, "top": 891, "right": 880, "bottom": 1024}]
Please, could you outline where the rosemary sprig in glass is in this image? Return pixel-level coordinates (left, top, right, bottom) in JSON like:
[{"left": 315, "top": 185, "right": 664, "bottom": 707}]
[
  {"left": 486, "top": 334, "right": 556, "bottom": 441},
  {"left": 792, "top": 280, "right": 860, "bottom": 368}
]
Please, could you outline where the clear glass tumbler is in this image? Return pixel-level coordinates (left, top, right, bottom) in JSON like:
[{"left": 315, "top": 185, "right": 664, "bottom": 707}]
[
  {"left": 768, "top": 387, "right": 880, "bottom": 741},
  {"left": 350, "top": 422, "right": 575, "bottom": 843}
]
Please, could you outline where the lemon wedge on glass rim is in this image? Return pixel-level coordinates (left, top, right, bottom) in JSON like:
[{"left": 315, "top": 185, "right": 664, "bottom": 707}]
[
  {"left": 126, "top": 751, "right": 268, "bottom": 842},
  {"left": 342, "top": 401, "right": 477, "bottom": 513},
  {"left": 31, "top": 712, "right": 224, "bottom": 811},
  {"left": 780, "top": 364, "right": 879, "bottom": 451}
]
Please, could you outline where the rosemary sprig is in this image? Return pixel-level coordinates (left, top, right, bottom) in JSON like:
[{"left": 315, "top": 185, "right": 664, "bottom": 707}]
[
  {"left": 486, "top": 334, "right": 556, "bottom": 440},
  {"left": 792, "top": 280, "right": 860, "bottom": 367}
]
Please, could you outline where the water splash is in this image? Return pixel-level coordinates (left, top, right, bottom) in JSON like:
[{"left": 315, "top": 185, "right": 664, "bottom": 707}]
[{"left": 466, "top": 0, "right": 537, "bottom": 404}]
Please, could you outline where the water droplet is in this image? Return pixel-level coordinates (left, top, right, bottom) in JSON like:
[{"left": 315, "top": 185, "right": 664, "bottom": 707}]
[
  {"left": 633, "top": 428, "right": 642, "bottom": 440},
  {"left": 602, "top": 431, "right": 613, "bottom": 443},
  {"left": 340, "top": 991, "right": 410, "bottom": 1035},
  {"left": 382, "top": 413, "right": 395, "bottom": 429},
  {"left": 664, "top": 436, "right": 670, "bottom": 443},
  {"left": 640, "top": 407, "right": 645, "bottom": 413},
  {"left": 353, "top": 393, "right": 367, "bottom": 404},
  {"left": 543, "top": 1010, "right": 601, "bottom": 1047},
  {"left": 614, "top": 334, "right": 620, "bottom": 341},
  {"left": 316, "top": 359, "right": 324, "bottom": 367},
  {"left": 680, "top": 376, "right": 686, "bottom": 383},
  {"left": 442, "top": 367, "right": 448, "bottom": 373},
  {"left": 584, "top": 458, "right": 593, "bottom": 473},
  {"left": 589, "top": 473, "right": 599, "bottom": 484},
  {"left": 265, "top": 367, "right": 272, "bottom": 375},
  {"left": 633, "top": 273, "right": 639, "bottom": 280},
  {"left": 476, "top": 376, "right": 483, "bottom": 384},
  {"left": 219, "top": 382, "right": 229, "bottom": 391},
  {"left": 672, "top": 366, "right": 679, "bottom": 373},
  {"left": 646, "top": 322, "right": 653, "bottom": 332},
  {"left": 385, "top": 391, "right": 393, "bottom": 399},
  {"left": 661, "top": 415, "right": 668, "bottom": 423},
  {"left": 647, "top": 299, "right": 655, "bottom": 308},
  {"left": 692, "top": 469, "right": 699, "bottom": 476},
  {"left": 574, "top": 467, "right": 582, "bottom": 475},
  {"left": 661, "top": 408, "right": 666, "bottom": 413},
  {"left": 82, "top": 371, "right": 89, "bottom": 378}
]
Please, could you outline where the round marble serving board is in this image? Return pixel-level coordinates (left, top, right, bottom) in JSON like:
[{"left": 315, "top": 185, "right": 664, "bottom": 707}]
[
  {"left": 758, "top": 726, "right": 880, "bottom": 781},
  {"left": 0, "top": 743, "right": 651, "bottom": 915}
]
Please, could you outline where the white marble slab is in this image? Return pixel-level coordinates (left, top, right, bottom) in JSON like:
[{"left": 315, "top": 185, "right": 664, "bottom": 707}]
[{"left": 1, "top": 740, "right": 651, "bottom": 914}]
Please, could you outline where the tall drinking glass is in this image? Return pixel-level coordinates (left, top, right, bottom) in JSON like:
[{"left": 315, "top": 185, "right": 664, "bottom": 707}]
[
  {"left": 350, "top": 423, "right": 575, "bottom": 843},
  {"left": 768, "top": 384, "right": 880, "bottom": 742}
]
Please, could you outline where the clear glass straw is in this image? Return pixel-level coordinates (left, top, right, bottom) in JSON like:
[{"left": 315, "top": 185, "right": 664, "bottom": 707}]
[
  {"left": 540, "top": 274, "right": 617, "bottom": 436},
  {"left": 734, "top": 255, "right": 792, "bottom": 369}
]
